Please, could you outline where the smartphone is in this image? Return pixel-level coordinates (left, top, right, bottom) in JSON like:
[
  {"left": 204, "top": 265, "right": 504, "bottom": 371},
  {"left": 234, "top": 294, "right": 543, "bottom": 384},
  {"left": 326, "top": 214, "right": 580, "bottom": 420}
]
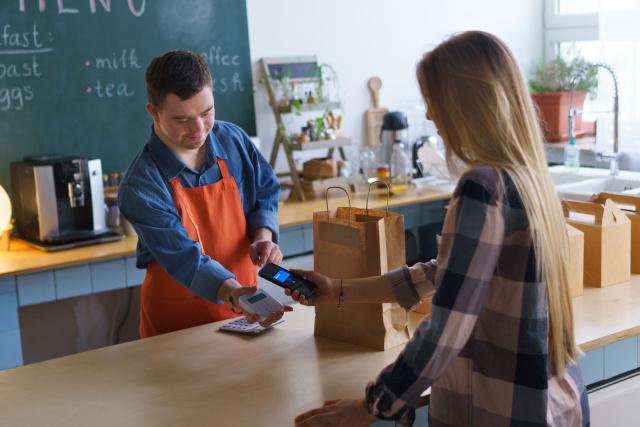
[{"left": 259, "top": 263, "right": 317, "bottom": 299}]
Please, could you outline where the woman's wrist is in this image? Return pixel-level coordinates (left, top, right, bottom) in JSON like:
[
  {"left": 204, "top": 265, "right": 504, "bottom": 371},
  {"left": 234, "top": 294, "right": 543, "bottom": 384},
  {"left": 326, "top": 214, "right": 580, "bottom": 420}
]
[{"left": 330, "top": 278, "right": 344, "bottom": 306}]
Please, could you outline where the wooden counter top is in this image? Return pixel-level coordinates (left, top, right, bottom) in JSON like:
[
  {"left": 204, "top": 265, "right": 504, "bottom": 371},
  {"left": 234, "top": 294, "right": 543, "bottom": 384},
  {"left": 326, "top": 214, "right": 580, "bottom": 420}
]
[
  {"left": 573, "top": 277, "right": 640, "bottom": 351},
  {"left": 0, "top": 305, "right": 408, "bottom": 427},
  {"left": 1, "top": 275, "right": 639, "bottom": 426},
  {"left": 0, "top": 237, "right": 139, "bottom": 278},
  {"left": 0, "top": 187, "right": 450, "bottom": 278},
  {"left": 278, "top": 186, "right": 451, "bottom": 228}
]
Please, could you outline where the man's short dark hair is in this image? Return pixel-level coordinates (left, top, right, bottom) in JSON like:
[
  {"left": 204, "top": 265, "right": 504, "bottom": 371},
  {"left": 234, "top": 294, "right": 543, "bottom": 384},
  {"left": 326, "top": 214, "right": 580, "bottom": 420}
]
[{"left": 145, "top": 50, "right": 212, "bottom": 107}]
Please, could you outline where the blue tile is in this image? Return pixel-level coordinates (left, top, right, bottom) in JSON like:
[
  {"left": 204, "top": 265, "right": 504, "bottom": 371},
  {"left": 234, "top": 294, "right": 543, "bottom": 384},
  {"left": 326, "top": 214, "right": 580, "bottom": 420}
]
[
  {"left": 579, "top": 348, "right": 604, "bottom": 385},
  {"left": 604, "top": 337, "right": 638, "bottom": 379},
  {"left": 55, "top": 265, "right": 92, "bottom": 300},
  {"left": 301, "top": 224, "right": 314, "bottom": 253},
  {"left": 388, "top": 206, "right": 402, "bottom": 214},
  {"left": 0, "top": 276, "right": 16, "bottom": 294},
  {"left": 125, "top": 256, "right": 145, "bottom": 287},
  {"left": 0, "top": 292, "right": 19, "bottom": 331},
  {"left": 414, "top": 405, "right": 429, "bottom": 426},
  {"left": 17, "top": 271, "right": 56, "bottom": 306},
  {"left": 421, "top": 201, "right": 447, "bottom": 226},
  {"left": 402, "top": 204, "right": 422, "bottom": 229},
  {"left": 280, "top": 226, "right": 304, "bottom": 257},
  {"left": 0, "top": 329, "right": 23, "bottom": 370},
  {"left": 91, "top": 259, "right": 126, "bottom": 293}
]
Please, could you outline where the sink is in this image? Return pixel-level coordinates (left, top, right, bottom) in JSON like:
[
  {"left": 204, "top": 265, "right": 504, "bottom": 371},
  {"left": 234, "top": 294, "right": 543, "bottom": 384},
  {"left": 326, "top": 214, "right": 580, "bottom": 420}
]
[
  {"left": 556, "top": 177, "right": 640, "bottom": 201},
  {"left": 549, "top": 172, "right": 590, "bottom": 186}
]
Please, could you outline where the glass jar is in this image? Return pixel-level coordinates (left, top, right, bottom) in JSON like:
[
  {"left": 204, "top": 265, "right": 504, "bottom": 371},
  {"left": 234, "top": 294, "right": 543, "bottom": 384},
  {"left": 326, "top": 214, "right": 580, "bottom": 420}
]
[{"left": 360, "top": 146, "right": 377, "bottom": 179}]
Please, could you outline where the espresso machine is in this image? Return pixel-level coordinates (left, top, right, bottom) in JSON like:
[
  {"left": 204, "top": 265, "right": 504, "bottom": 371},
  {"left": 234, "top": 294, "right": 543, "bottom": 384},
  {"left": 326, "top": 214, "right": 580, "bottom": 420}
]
[{"left": 10, "top": 155, "right": 122, "bottom": 251}]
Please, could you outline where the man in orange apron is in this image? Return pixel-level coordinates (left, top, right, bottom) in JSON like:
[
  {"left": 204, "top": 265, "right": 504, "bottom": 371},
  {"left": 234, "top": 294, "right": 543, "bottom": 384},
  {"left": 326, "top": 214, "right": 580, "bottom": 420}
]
[{"left": 119, "top": 50, "right": 289, "bottom": 337}]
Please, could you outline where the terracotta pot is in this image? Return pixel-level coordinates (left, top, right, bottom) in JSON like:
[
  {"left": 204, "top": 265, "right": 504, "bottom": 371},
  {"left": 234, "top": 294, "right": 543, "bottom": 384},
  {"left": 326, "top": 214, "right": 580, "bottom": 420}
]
[{"left": 532, "top": 91, "right": 586, "bottom": 142}]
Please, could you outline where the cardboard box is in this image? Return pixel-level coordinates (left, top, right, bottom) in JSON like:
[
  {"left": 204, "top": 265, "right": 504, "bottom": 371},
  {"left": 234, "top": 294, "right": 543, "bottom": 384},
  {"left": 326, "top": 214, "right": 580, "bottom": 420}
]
[
  {"left": 562, "top": 199, "right": 631, "bottom": 288},
  {"left": 566, "top": 223, "right": 584, "bottom": 297},
  {"left": 302, "top": 158, "right": 338, "bottom": 180},
  {"left": 592, "top": 192, "right": 640, "bottom": 274}
]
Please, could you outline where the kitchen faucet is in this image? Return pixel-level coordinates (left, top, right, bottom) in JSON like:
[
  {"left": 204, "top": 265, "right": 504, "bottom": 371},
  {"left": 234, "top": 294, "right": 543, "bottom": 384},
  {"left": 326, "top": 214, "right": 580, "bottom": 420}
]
[{"left": 568, "top": 62, "right": 620, "bottom": 175}]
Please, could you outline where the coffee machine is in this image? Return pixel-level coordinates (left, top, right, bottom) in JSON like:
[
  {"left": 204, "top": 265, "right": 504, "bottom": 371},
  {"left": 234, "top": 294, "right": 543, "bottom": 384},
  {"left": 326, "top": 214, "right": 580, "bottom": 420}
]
[
  {"left": 10, "top": 155, "right": 122, "bottom": 251},
  {"left": 379, "top": 111, "right": 409, "bottom": 165}
]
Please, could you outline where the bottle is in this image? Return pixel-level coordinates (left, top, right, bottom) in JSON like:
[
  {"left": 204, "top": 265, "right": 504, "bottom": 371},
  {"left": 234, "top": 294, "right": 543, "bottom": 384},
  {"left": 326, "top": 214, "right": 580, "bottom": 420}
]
[
  {"left": 564, "top": 139, "right": 580, "bottom": 171},
  {"left": 360, "top": 147, "right": 376, "bottom": 180},
  {"left": 390, "top": 140, "right": 411, "bottom": 193}
]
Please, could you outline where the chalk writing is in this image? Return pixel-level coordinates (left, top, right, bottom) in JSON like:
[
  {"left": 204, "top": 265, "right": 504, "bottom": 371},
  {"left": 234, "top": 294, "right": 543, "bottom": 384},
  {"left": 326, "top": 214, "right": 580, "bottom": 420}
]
[
  {"left": 0, "top": 85, "right": 34, "bottom": 111},
  {"left": 0, "top": 55, "right": 42, "bottom": 78},
  {"left": 0, "top": 23, "right": 51, "bottom": 110},
  {"left": 18, "top": 0, "right": 146, "bottom": 16},
  {"left": 94, "top": 48, "right": 140, "bottom": 70},
  {"left": 1, "top": 24, "right": 43, "bottom": 49},
  {"left": 201, "top": 45, "right": 240, "bottom": 68},
  {"left": 88, "top": 80, "right": 134, "bottom": 97}
]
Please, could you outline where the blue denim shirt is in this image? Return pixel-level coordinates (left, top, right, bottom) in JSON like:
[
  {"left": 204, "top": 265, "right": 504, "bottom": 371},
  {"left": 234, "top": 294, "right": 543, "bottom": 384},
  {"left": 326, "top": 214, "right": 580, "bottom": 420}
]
[{"left": 118, "top": 121, "right": 280, "bottom": 303}]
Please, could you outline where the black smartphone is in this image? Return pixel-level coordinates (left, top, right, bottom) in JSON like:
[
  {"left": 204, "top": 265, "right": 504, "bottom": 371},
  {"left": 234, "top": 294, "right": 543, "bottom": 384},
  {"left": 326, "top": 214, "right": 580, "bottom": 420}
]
[{"left": 259, "top": 263, "right": 317, "bottom": 298}]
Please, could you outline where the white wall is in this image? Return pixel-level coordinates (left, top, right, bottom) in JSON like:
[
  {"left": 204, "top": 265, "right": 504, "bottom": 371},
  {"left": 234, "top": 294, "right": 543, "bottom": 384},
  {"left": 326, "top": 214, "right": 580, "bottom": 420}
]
[{"left": 246, "top": 0, "right": 544, "bottom": 172}]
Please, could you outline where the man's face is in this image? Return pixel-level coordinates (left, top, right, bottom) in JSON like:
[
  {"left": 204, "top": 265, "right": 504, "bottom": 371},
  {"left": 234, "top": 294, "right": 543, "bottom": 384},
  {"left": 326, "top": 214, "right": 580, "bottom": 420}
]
[{"left": 146, "top": 87, "right": 215, "bottom": 151}]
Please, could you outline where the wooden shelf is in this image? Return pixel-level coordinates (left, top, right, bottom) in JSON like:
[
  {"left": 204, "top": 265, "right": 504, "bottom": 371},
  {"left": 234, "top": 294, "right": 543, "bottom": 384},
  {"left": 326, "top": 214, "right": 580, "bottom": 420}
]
[
  {"left": 277, "top": 101, "right": 341, "bottom": 114},
  {"left": 288, "top": 137, "right": 351, "bottom": 151},
  {"left": 261, "top": 57, "right": 350, "bottom": 201}
]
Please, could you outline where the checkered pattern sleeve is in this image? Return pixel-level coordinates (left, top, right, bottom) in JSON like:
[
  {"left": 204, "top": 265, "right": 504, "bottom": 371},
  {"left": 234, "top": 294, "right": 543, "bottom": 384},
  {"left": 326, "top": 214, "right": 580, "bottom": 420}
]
[
  {"left": 385, "top": 259, "right": 437, "bottom": 310},
  {"left": 366, "top": 171, "right": 505, "bottom": 424}
]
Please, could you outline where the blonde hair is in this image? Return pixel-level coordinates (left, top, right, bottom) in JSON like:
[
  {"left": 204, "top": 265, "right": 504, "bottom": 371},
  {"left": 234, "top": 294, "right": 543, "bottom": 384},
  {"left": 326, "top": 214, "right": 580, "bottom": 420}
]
[{"left": 417, "top": 31, "right": 577, "bottom": 374}]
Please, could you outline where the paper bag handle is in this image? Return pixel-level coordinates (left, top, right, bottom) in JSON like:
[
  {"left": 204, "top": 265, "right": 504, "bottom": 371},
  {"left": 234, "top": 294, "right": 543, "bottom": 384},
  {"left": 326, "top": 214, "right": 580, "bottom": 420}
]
[
  {"left": 591, "top": 192, "right": 640, "bottom": 213},
  {"left": 365, "top": 180, "right": 390, "bottom": 216},
  {"left": 325, "top": 186, "right": 351, "bottom": 223},
  {"left": 562, "top": 199, "right": 605, "bottom": 224},
  {"left": 561, "top": 199, "right": 628, "bottom": 226}
]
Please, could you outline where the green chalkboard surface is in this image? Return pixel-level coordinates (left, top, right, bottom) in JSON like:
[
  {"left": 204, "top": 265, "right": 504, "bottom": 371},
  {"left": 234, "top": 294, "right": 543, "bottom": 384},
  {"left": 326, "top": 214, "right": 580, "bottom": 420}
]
[{"left": 0, "top": 0, "right": 255, "bottom": 190}]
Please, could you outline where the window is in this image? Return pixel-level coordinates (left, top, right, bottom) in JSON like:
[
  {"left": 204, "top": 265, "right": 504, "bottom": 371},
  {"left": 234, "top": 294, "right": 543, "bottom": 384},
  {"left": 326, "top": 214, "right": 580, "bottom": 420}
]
[{"left": 544, "top": 0, "right": 640, "bottom": 152}]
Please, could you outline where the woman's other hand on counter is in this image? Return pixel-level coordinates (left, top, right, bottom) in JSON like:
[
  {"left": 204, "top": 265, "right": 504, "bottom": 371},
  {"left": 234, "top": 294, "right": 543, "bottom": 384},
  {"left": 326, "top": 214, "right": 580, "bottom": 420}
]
[
  {"left": 286, "top": 269, "right": 338, "bottom": 306},
  {"left": 294, "top": 398, "right": 377, "bottom": 427}
]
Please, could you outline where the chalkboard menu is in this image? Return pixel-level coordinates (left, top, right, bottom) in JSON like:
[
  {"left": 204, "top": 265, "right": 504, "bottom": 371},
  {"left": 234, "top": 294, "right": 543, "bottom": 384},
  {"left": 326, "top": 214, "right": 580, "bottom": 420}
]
[{"left": 0, "top": 0, "right": 256, "bottom": 190}]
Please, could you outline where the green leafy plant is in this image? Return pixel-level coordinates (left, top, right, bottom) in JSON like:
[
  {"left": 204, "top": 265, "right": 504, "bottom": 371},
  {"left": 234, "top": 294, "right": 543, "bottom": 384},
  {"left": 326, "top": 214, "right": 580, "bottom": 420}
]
[
  {"left": 315, "top": 115, "right": 326, "bottom": 139},
  {"left": 529, "top": 56, "right": 598, "bottom": 96},
  {"left": 290, "top": 98, "right": 303, "bottom": 115}
]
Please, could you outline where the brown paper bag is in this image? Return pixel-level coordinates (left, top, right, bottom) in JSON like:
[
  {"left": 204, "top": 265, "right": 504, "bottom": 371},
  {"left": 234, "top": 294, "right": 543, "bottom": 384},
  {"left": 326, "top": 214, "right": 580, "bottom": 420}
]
[
  {"left": 592, "top": 192, "right": 640, "bottom": 274},
  {"left": 562, "top": 199, "right": 630, "bottom": 287},
  {"left": 566, "top": 223, "right": 584, "bottom": 297},
  {"left": 313, "top": 185, "right": 409, "bottom": 350}
]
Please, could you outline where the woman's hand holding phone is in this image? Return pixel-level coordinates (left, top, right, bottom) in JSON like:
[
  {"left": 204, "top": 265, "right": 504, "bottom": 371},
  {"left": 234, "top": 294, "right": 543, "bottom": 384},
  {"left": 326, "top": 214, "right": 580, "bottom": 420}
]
[{"left": 286, "top": 269, "right": 339, "bottom": 306}]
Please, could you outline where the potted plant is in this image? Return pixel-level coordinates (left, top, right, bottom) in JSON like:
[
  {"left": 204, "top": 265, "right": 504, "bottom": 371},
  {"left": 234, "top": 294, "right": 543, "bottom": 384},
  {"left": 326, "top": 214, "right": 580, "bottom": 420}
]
[{"left": 529, "top": 56, "right": 598, "bottom": 142}]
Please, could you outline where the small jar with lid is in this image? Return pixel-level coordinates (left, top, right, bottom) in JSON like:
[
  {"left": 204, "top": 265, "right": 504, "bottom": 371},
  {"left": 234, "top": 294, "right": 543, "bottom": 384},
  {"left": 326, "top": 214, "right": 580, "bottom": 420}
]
[{"left": 376, "top": 164, "right": 391, "bottom": 180}]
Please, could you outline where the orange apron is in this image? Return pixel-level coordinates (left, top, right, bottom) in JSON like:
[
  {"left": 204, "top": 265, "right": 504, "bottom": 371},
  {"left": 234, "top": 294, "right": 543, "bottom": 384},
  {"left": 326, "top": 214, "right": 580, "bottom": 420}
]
[{"left": 139, "top": 158, "right": 257, "bottom": 337}]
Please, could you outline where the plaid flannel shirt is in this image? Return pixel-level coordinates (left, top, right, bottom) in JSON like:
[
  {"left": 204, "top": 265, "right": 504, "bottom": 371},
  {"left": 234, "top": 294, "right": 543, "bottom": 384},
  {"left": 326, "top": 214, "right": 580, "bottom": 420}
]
[{"left": 366, "top": 166, "right": 589, "bottom": 426}]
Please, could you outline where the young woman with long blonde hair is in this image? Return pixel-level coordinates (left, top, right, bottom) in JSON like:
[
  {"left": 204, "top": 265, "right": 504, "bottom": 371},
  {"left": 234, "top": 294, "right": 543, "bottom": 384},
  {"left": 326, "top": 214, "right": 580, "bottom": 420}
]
[{"left": 290, "top": 31, "right": 589, "bottom": 426}]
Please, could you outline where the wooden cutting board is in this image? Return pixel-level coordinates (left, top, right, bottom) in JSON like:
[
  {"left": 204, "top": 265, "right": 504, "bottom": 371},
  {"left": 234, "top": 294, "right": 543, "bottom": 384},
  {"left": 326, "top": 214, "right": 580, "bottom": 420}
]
[{"left": 365, "top": 76, "right": 388, "bottom": 148}]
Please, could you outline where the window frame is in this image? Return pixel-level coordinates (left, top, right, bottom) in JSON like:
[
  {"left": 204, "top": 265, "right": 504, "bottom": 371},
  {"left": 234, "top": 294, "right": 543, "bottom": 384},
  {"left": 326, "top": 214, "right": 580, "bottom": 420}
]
[{"left": 544, "top": 0, "right": 599, "bottom": 59}]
